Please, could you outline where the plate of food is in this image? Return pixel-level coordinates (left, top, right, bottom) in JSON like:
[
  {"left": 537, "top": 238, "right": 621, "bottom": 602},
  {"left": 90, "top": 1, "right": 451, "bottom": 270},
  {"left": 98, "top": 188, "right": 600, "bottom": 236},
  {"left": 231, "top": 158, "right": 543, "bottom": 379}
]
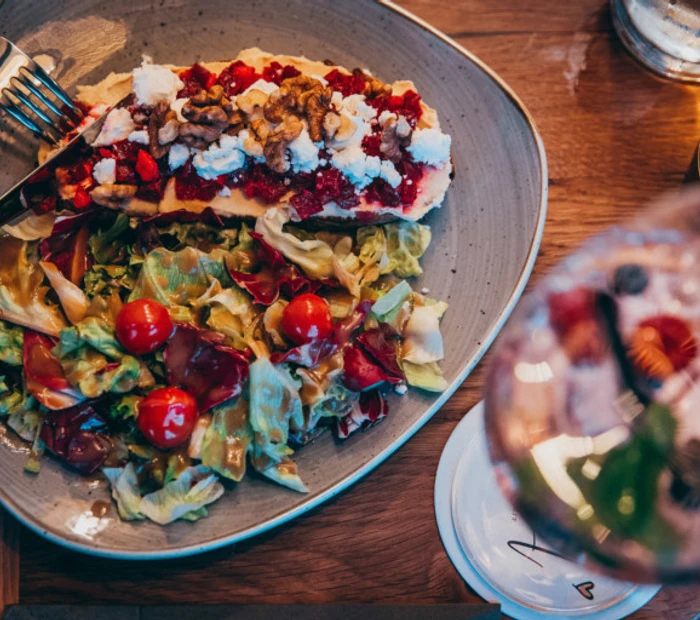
[{"left": 0, "top": 0, "right": 547, "bottom": 557}]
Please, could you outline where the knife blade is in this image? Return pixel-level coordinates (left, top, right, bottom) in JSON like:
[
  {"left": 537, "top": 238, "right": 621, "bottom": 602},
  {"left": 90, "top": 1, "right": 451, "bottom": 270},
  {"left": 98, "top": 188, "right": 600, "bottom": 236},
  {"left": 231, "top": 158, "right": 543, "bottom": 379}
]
[{"left": 0, "top": 93, "right": 133, "bottom": 228}]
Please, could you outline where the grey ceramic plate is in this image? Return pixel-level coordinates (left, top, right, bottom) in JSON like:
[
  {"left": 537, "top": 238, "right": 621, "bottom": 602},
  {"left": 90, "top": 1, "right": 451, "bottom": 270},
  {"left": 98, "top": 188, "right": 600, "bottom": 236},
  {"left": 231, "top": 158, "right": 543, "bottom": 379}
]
[{"left": 0, "top": 0, "right": 547, "bottom": 558}]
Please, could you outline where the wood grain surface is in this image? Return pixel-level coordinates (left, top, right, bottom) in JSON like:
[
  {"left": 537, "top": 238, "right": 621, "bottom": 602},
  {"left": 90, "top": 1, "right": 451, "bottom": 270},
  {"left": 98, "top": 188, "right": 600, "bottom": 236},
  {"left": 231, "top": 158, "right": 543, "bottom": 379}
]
[{"left": 12, "top": 0, "right": 700, "bottom": 618}]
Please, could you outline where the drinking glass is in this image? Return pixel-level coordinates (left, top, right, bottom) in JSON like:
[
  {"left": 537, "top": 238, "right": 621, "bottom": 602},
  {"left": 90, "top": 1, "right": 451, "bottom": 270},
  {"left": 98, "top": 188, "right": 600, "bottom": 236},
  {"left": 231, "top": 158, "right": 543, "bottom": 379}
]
[
  {"left": 485, "top": 187, "right": 700, "bottom": 583},
  {"left": 611, "top": 0, "right": 700, "bottom": 82}
]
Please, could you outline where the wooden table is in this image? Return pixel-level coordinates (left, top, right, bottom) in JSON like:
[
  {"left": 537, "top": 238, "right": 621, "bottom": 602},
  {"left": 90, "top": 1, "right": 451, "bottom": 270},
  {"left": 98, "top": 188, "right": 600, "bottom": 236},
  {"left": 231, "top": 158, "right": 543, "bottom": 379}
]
[{"left": 2, "top": 0, "right": 700, "bottom": 618}]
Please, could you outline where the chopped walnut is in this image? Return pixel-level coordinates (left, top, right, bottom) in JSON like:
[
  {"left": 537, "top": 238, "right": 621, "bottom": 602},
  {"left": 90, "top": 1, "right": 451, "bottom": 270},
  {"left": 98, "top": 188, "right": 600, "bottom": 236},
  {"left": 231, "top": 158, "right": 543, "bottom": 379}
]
[
  {"left": 334, "top": 113, "right": 357, "bottom": 143},
  {"left": 236, "top": 89, "right": 269, "bottom": 115},
  {"left": 176, "top": 87, "right": 233, "bottom": 148},
  {"left": 179, "top": 104, "right": 228, "bottom": 148},
  {"left": 264, "top": 75, "right": 333, "bottom": 141},
  {"left": 249, "top": 118, "right": 272, "bottom": 143},
  {"left": 223, "top": 103, "right": 246, "bottom": 136},
  {"left": 380, "top": 117, "right": 412, "bottom": 163},
  {"left": 354, "top": 68, "right": 392, "bottom": 98},
  {"left": 158, "top": 119, "right": 179, "bottom": 145},
  {"left": 190, "top": 84, "right": 226, "bottom": 107},
  {"left": 323, "top": 111, "right": 341, "bottom": 139},
  {"left": 241, "top": 131, "right": 264, "bottom": 159},
  {"left": 263, "top": 115, "right": 303, "bottom": 173},
  {"left": 90, "top": 184, "right": 138, "bottom": 209},
  {"left": 304, "top": 85, "right": 332, "bottom": 142},
  {"left": 148, "top": 102, "right": 179, "bottom": 159}
]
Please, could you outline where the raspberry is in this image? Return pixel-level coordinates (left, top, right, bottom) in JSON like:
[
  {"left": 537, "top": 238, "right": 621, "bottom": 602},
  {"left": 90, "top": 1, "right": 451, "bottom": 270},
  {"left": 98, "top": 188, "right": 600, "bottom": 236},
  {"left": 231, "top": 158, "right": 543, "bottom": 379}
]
[
  {"left": 216, "top": 61, "right": 262, "bottom": 97},
  {"left": 324, "top": 69, "right": 366, "bottom": 97},
  {"left": 243, "top": 164, "right": 288, "bottom": 203},
  {"left": 369, "top": 90, "right": 423, "bottom": 127},
  {"left": 365, "top": 179, "right": 400, "bottom": 208},
  {"left": 177, "top": 63, "right": 217, "bottom": 98},
  {"left": 362, "top": 133, "right": 382, "bottom": 158},
  {"left": 136, "top": 179, "right": 166, "bottom": 203},
  {"left": 174, "top": 161, "right": 223, "bottom": 201},
  {"left": 290, "top": 190, "right": 323, "bottom": 220},
  {"left": 111, "top": 140, "right": 142, "bottom": 164},
  {"left": 262, "top": 61, "right": 301, "bottom": 85}
]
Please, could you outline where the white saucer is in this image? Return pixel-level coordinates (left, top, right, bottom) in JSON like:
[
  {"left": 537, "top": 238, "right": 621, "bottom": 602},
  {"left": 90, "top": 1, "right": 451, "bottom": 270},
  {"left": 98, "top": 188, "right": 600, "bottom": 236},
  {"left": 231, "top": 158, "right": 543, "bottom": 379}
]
[{"left": 434, "top": 401, "right": 660, "bottom": 619}]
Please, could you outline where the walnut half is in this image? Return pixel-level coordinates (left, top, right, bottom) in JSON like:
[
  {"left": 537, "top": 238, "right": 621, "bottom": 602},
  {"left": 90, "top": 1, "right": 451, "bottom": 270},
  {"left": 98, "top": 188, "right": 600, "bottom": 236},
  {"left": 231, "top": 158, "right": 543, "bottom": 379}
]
[{"left": 91, "top": 184, "right": 138, "bottom": 209}]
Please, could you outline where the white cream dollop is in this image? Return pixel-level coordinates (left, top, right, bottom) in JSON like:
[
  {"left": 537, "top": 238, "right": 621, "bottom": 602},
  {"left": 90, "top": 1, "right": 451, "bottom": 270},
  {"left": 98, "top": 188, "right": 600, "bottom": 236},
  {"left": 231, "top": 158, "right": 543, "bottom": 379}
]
[
  {"left": 128, "top": 129, "right": 150, "bottom": 144},
  {"left": 168, "top": 143, "right": 191, "bottom": 171},
  {"left": 132, "top": 62, "right": 184, "bottom": 106},
  {"left": 92, "top": 108, "right": 136, "bottom": 147},
  {"left": 288, "top": 127, "right": 320, "bottom": 173},
  {"left": 92, "top": 158, "right": 116, "bottom": 185},
  {"left": 331, "top": 145, "right": 381, "bottom": 189},
  {"left": 407, "top": 127, "right": 451, "bottom": 167},
  {"left": 193, "top": 134, "right": 246, "bottom": 179}
]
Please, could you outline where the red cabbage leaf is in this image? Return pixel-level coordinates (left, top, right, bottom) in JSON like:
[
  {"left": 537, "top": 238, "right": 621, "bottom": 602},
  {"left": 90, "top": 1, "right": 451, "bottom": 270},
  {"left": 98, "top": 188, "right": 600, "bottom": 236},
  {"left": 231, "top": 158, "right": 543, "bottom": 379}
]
[
  {"left": 39, "top": 402, "right": 111, "bottom": 474},
  {"left": 163, "top": 323, "right": 250, "bottom": 412}
]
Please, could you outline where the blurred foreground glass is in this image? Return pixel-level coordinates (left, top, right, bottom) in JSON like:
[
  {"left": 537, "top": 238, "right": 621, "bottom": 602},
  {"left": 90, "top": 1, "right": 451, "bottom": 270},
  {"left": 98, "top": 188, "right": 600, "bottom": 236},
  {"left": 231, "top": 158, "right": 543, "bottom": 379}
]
[
  {"left": 485, "top": 187, "right": 700, "bottom": 584},
  {"left": 611, "top": 0, "right": 700, "bottom": 82}
]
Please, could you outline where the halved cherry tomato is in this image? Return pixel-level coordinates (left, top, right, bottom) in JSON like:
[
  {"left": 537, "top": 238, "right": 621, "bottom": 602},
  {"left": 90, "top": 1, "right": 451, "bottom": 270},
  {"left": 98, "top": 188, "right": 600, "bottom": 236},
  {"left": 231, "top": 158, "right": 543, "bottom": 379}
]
[
  {"left": 138, "top": 387, "right": 198, "bottom": 449},
  {"left": 115, "top": 299, "right": 174, "bottom": 355},
  {"left": 281, "top": 293, "right": 333, "bottom": 345}
]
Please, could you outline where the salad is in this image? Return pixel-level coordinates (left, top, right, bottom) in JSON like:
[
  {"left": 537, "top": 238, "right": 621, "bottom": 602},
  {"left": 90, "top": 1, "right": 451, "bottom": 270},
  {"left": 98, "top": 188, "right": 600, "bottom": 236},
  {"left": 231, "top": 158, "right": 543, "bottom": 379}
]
[
  {"left": 0, "top": 198, "right": 448, "bottom": 525},
  {"left": 0, "top": 51, "right": 452, "bottom": 526}
]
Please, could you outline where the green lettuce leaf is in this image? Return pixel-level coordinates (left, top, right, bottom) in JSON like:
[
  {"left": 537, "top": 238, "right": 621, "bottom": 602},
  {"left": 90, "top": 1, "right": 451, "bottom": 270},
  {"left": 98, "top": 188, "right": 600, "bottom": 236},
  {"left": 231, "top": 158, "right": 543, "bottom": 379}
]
[
  {"left": 0, "top": 320, "right": 23, "bottom": 366},
  {"left": 249, "top": 357, "right": 304, "bottom": 466},
  {"left": 105, "top": 463, "right": 224, "bottom": 524},
  {"left": 104, "top": 462, "right": 145, "bottom": 521},
  {"left": 129, "top": 246, "right": 228, "bottom": 321},
  {"left": 380, "top": 222, "right": 431, "bottom": 277},
  {"left": 254, "top": 208, "right": 334, "bottom": 279},
  {"left": 401, "top": 360, "right": 448, "bottom": 392},
  {"left": 0, "top": 376, "right": 23, "bottom": 415},
  {"left": 7, "top": 396, "right": 43, "bottom": 442},
  {"left": 200, "top": 397, "right": 252, "bottom": 482},
  {"left": 200, "top": 286, "right": 259, "bottom": 350},
  {"left": 156, "top": 220, "right": 239, "bottom": 253},
  {"left": 83, "top": 264, "right": 136, "bottom": 299},
  {"left": 0, "top": 238, "right": 67, "bottom": 336},
  {"left": 371, "top": 280, "right": 412, "bottom": 322},
  {"left": 52, "top": 318, "right": 153, "bottom": 399},
  {"left": 39, "top": 261, "right": 88, "bottom": 325},
  {"left": 332, "top": 236, "right": 381, "bottom": 298},
  {"left": 89, "top": 213, "right": 131, "bottom": 264},
  {"left": 54, "top": 317, "right": 124, "bottom": 360},
  {"left": 108, "top": 394, "right": 142, "bottom": 422},
  {"left": 139, "top": 465, "right": 224, "bottom": 525},
  {"left": 251, "top": 455, "right": 307, "bottom": 493}
]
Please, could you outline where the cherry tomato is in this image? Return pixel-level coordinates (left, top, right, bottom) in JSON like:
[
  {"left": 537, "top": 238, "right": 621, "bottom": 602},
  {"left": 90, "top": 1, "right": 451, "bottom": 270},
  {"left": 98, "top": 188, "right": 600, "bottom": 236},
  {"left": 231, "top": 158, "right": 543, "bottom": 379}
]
[
  {"left": 281, "top": 293, "right": 333, "bottom": 345},
  {"left": 115, "top": 299, "right": 174, "bottom": 355},
  {"left": 138, "top": 387, "right": 198, "bottom": 449}
]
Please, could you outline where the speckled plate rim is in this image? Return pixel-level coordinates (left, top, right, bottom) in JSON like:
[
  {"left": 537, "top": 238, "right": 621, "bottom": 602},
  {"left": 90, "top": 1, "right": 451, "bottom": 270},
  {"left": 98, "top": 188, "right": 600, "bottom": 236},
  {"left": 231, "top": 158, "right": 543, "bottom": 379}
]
[{"left": 0, "top": 0, "right": 548, "bottom": 559}]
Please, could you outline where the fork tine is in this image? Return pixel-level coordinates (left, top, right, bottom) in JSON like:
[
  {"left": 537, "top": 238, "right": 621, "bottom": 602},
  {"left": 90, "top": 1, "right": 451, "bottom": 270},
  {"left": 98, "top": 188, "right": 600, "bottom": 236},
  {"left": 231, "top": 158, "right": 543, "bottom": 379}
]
[
  {"left": 0, "top": 88, "right": 62, "bottom": 145},
  {"left": 22, "top": 64, "right": 83, "bottom": 119},
  {"left": 8, "top": 86, "right": 55, "bottom": 126},
  {"left": 12, "top": 73, "right": 64, "bottom": 118},
  {"left": 0, "top": 100, "right": 58, "bottom": 145}
]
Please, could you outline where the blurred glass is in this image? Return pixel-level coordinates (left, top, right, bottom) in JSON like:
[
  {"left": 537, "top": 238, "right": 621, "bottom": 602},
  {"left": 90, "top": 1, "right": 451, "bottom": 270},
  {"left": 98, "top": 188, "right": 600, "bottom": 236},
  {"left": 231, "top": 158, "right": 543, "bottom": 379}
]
[
  {"left": 611, "top": 0, "right": 700, "bottom": 82},
  {"left": 485, "top": 187, "right": 700, "bottom": 583}
]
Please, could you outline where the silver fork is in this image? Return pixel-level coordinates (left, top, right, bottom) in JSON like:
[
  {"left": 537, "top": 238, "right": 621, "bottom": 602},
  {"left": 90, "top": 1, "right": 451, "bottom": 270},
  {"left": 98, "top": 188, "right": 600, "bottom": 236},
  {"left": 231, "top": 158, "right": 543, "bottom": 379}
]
[{"left": 0, "top": 37, "right": 84, "bottom": 146}]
